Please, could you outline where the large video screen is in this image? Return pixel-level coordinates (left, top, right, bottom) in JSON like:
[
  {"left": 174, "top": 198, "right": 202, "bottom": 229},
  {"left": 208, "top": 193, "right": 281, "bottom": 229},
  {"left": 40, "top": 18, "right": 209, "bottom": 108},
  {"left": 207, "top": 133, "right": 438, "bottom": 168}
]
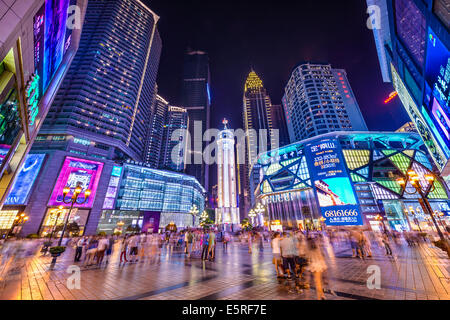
[
  {"left": 5, "top": 154, "right": 46, "bottom": 205},
  {"left": 422, "top": 28, "right": 450, "bottom": 163},
  {"left": 305, "top": 139, "right": 363, "bottom": 226},
  {"left": 34, "top": 0, "right": 70, "bottom": 95},
  {"left": 48, "top": 157, "right": 104, "bottom": 208}
]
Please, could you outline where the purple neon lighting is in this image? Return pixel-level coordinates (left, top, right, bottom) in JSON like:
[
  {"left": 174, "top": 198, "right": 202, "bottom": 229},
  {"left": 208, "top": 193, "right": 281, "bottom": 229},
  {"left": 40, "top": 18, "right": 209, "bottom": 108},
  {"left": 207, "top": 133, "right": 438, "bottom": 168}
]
[{"left": 48, "top": 156, "right": 104, "bottom": 208}]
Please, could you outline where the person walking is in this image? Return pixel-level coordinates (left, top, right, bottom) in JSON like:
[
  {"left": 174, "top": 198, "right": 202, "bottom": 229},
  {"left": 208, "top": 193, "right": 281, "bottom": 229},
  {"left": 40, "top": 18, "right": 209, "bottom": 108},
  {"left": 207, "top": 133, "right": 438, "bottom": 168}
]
[
  {"left": 128, "top": 234, "right": 139, "bottom": 263},
  {"left": 105, "top": 235, "right": 114, "bottom": 264},
  {"left": 280, "top": 232, "right": 297, "bottom": 280},
  {"left": 223, "top": 232, "right": 230, "bottom": 251},
  {"left": 382, "top": 232, "right": 393, "bottom": 257},
  {"left": 306, "top": 236, "right": 328, "bottom": 300},
  {"left": 207, "top": 229, "right": 216, "bottom": 261},
  {"left": 186, "top": 230, "right": 193, "bottom": 258},
  {"left": 201, "top": 230, "right": 209, "bottom": 261},
  {"left": 119, "top": 235, "right": 129, "bottom": 264},
  {"left": 271, "top": 232, "right": 284, "bottom": 278},
  {"left": 83, "top": 236, "right": 98, "bottom": 267},
  {"left": 74, "top": 237, "right": 84, "bottom": 262},
  {"left": 96, "top": 236, "right": 109, "bottom": 266}
]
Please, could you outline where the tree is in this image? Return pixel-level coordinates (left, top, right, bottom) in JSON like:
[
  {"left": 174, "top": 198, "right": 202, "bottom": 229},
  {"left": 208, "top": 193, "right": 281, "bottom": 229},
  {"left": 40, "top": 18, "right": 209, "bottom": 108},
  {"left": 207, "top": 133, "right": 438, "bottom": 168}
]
[
  {"left": 241, "top": 218, "right": 253, "bottom": 231},
  {"left": 200, "top": 217, "right": 214, "bottom": 228}
]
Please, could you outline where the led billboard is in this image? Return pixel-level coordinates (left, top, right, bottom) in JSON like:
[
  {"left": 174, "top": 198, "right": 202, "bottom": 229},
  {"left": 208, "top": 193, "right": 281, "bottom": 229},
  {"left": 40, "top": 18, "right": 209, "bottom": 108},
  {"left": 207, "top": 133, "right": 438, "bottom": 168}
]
[
  {"left": 5, "top": 154, "right": 46, "bottom": 205},
  {"left": 48, "top": 157, "right": 104, "bottom": 208},
  {"left": 305, "top": 139, "right": 363, "bottom": 226},
  {"left": 34, "top": 0, "right": 70, "bottom": 95}
]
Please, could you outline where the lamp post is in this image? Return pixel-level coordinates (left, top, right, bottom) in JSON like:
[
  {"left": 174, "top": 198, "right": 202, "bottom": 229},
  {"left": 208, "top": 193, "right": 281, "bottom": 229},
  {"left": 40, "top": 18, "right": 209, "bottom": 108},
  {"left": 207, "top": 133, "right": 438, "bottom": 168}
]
[
  {"left": 433, "top": 211, "right": 446, "bottom": 229},
  {"left": 319, "top": 217, "right": 326, "bottom": 231},
  {"left": 254, "top": 203, "right": 266, "bottom": 227},
  {"left": 375, "top": 214, "right": 387, "bottom": 233},
  {"left": 396, "top": 170, "right": 450, "bottom": 257},
  {"left": 248, "top": 209, "right": 257, "bottom": 226},
  {"left": 51, "top": 183, "right": 91, "bottom": 266},
  {"left": 189, "top": 204, "right": 199, "bottom": 227},
  {"left": 5, "top": 212, "right": 29, "bottom": 240},
  {"left": 49, "top": 205, "right": 65, "bottom": 239}
]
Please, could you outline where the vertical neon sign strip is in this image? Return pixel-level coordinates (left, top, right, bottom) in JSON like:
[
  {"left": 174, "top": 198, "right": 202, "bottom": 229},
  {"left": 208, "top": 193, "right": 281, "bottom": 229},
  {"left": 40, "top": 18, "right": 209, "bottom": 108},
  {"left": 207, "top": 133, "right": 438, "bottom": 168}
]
[
  {"left": 48, "top": 157, "right": 104, "bottom": 208},
  {"left": 43, "top": 0, "right": 69, "bottom": 90}
]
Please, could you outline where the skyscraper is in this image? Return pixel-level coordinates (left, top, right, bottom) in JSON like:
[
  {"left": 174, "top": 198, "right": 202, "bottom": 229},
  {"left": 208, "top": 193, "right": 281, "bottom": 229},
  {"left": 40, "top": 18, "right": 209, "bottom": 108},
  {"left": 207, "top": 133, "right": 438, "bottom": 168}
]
[
  {"left": 0, "top": 0, "right": 87, "bottom": 209},
  {"left": 283, "top": 63, "right": 368, "bottom": 143},
  {"left": 39, "top": 0, "right": 162, "bottom": 161},
  {"left": 160, "top": 106, "right": 189, "bottom": 172},
  {"left": 181, "top": 50, "right": 211, "bottom": 191},
  {"left": 146, "top": 94, "right": 169, "bottom": 167},
  {"left": 238, "top": 71, "right": 275, "bottom": 220},
  {"left": 216, "top": 119, "right": 239, "bottom": 230},
  {"left": 368, "top": 0, "right": 450, "bottom": 178},
  {"left": 270, "top": 104, "right": 290, "bottom": 147}
]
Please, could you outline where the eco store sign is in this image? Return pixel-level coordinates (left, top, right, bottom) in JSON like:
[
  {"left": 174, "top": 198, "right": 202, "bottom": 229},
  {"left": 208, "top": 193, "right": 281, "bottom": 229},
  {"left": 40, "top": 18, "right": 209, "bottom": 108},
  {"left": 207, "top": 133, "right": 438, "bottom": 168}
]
[{"left": 305, "top": 139, "right": 363, "bottom": 226}]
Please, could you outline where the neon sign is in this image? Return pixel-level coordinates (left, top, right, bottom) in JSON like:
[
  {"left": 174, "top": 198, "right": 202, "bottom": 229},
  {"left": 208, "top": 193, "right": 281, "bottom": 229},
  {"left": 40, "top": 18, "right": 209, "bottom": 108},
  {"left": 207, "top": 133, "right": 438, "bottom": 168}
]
[{"left": 25, "top": 73, "right": 40, "bottom": 126}]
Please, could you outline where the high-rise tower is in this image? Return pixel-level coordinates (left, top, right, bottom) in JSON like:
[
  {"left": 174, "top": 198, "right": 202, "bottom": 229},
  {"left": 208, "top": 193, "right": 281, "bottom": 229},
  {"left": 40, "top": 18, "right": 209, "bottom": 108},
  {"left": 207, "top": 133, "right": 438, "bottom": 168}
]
[
  {"left": 181, "top": 50, "right": 211, "bottom": 191},
  {"left": 283, "top": 63, "right": 368, "bottom": 143},
  {"left": 38, "top": 0, "right": 162, "bottom": 161},
  {"left": 216, "top": 119, "right": 239, "bottom": 230},
  {"left": 160, "top": 106, "right": 189, "bottom": 172},
  {"left": 238, "top": 71, "right": 275, "bottom": 220}
]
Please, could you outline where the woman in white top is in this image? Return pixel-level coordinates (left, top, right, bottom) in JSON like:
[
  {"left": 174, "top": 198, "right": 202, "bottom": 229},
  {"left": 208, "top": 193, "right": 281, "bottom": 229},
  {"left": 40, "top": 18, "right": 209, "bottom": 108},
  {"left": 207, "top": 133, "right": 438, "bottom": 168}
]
[{"left": 271, "top": 233, "right": 284, "bottom": 278}]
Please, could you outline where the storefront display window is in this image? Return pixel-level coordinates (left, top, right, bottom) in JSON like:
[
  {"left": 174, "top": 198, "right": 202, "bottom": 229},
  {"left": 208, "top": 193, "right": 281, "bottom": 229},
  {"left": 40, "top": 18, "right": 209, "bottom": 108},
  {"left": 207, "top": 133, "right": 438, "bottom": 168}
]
[{"left": 40, "top": 208, "right": 90, "bottom": 236}]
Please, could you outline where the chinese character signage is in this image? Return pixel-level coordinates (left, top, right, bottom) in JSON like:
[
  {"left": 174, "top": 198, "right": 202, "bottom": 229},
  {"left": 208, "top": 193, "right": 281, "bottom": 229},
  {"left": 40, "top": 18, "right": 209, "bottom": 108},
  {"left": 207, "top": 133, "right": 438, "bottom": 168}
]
[{"left": 305, "top": 138, "right": 363, "bottom": 226}]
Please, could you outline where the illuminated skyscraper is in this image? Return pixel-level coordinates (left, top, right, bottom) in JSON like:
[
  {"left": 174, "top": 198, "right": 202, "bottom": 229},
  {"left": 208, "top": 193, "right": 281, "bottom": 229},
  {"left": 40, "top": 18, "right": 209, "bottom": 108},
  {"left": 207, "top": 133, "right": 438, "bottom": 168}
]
[
  {"left": 0, "top": 0, "right": 87, "bottom": 209},
  {"left": 369, "top": 0, "right": 450, "bottom": 178},
  {"left": 38, "top": 0, "right": 162, "bottom": 161},
  {"left": 146, "top": 94, "right": 169, "bottom": 167},
  {"left": 283, "top": 63, "right": 368, "bottom": 142},
  {"left": 238, "top": 71, "right": 275, "bottom": 220},
  {"left": 216, "top": 119, "right": 239, "bottom": 229},
  {"left": 181, "top": 50, "right": 211, "bottom": 191},
  {"left": 160, "top": 106, "right": 189, "bottom": 172}
]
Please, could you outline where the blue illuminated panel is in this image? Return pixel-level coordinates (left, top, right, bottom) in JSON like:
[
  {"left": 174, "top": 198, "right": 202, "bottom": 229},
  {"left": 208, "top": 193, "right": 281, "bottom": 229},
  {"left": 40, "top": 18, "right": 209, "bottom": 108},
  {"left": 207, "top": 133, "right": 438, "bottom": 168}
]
[{"left": 5, "top": 154, "right": 46, "bottom": 205}]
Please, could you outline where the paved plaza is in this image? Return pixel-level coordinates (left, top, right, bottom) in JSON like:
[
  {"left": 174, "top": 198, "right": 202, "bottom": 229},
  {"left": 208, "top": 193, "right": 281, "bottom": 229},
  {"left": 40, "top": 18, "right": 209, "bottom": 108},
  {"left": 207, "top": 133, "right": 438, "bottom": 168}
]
[{"left": 0, "top": 240, "right": 449, "bottom": 300}]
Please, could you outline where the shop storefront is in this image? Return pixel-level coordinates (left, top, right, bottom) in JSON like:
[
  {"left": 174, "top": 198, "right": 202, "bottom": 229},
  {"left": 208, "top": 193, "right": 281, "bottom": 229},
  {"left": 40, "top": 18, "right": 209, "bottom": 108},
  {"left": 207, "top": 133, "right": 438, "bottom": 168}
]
[{"left": 255, "top": 132, "right": 450, "bottom": 230}]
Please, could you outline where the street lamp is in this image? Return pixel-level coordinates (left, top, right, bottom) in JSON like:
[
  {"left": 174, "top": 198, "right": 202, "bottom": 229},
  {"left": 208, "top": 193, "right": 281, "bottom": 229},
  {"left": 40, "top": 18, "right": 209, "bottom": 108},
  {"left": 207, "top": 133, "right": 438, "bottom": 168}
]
[
  {"left": 51, "top": 183, "right": 91, "bottom": 266},
  {"left": 319, "top": 217, "right": 326, "bottom": 230},
  {"left": 396, "top": 170, "right": 450, "bottom": 257},
  {"left": 433, "top": 211, "right": 446, "bottom": 229},
  {"left": 189, "top": 204, "right": 199, "bottom": 227},
  {"left": 374, "top": 214, "right": 387, "bottom": 233},
  {"left": 6, "top": 212, "right": 29, "bottom": 240},
  {"left": 248, "top": 209, "right": 257, "bottom": 225},
  {"left": 254, "top": 203, "right": 266, "bottom": 227}
]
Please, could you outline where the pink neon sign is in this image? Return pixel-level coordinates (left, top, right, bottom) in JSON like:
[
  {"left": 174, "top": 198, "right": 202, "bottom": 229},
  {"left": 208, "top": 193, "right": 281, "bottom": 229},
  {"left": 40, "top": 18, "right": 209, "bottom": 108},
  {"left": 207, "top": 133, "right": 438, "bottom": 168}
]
[{"left": 48, "top": 156, "right": 104, "bottom": 208}]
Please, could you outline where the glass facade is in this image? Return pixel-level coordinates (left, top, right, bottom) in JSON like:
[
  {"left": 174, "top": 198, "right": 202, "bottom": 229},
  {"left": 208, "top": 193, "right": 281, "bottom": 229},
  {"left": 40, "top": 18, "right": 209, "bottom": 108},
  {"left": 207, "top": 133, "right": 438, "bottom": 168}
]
[
  {"left": 116, "top": 163, "right": 205, "bottom": 221},
  {"left": 394, "top": 0, "right": 426, "bottom": 67},
  {"left": 256, "top": 132, "right": 450, "bottom": 229}
]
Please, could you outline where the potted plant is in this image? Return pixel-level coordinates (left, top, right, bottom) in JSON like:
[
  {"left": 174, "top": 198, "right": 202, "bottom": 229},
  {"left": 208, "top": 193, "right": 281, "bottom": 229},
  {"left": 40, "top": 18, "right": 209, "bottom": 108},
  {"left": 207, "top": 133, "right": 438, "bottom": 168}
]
[{"left": 49, "top": 246, "right": 66, "bottom": 257}]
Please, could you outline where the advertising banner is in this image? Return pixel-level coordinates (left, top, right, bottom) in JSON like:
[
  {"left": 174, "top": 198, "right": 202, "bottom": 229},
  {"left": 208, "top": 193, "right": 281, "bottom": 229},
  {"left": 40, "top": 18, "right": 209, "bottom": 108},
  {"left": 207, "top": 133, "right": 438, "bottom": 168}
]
[
  {"left": 48, "top": 157, "right": 104, "bottom": 208},
  {"left": 305, "top": 138, "right": 363, "bottom": 226},
  {"left": 5, "top": 154, "right": 46, "bottom": 205}
]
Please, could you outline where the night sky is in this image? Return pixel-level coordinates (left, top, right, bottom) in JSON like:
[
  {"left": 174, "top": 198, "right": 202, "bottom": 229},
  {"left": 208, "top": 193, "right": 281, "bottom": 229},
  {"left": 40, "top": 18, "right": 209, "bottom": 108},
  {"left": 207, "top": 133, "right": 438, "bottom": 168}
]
[{"left": 145, "top": 0, "right": 410, "bottom": 189}]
